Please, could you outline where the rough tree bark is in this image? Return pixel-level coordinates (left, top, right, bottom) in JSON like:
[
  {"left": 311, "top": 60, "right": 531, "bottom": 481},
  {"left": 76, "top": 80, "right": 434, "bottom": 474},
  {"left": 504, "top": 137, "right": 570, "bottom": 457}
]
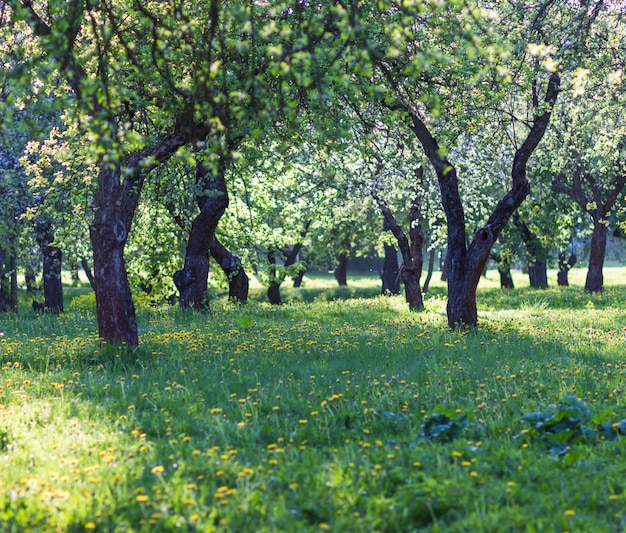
[
  {"left": 174, "top": 153, "right": 231, "bottom": 310},
  {"left": 553, "top": 168, "right": 626, "bottom": 293},
  {"left": 404, "top": 73, "right": 560, "bottom": 327}
]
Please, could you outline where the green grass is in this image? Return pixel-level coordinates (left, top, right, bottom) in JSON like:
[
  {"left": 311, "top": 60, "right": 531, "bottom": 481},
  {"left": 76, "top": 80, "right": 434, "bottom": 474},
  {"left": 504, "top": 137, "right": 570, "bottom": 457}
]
[{"left": 1, "top": 269, "right": 626, "bottom": 531}]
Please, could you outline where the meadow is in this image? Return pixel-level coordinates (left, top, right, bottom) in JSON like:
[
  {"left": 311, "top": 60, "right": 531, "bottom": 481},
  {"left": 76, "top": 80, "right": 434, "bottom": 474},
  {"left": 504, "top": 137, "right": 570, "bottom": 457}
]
[{"left": 1, "top": 267, "right": 626, "bottom": 532}]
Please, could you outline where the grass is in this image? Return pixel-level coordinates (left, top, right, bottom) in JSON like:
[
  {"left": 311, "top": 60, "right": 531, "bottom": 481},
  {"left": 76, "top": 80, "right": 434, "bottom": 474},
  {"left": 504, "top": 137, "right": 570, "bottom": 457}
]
[{"left": 1, "top": 267, "right": 626, "bottom": 531}]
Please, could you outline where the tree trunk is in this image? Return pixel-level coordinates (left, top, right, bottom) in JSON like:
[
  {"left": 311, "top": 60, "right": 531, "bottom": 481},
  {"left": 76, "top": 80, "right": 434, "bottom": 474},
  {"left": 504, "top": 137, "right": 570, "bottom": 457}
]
[
  {"left": 399, "top": 71, "right": 559, "bottom": 327},
  {"left": 513, "top": 215, "right": 548, "bottom": 289},
  {"left": 498, "top": 264, "right": 515, "bottom": 289},
  {"left": 209, "top": 236, "right": 249, "bottom": 301},
  {"left": 334, "top": 252, "right": 349, "bottom": 286},
  {"left": 381, "top": 243, "right": 400, "bottom": 295},
  {"left": 91, "top": 222, "right": 138, "bottom": 346},
  {"left": 528, "top": 261, "right": 548, "bottom": 289},
  {"left": 557, "top": 252, "right": 576, "bottom": 287},
  {"left": 371, "top": 178, "right": 424, "bottom": 311},
  {"left": 36, "top": 222, "right": 64, "bottom": 313},
  {"left": 81, "top": 257, "right": 95, "bottom": 288},
  {"left": 175, "top": 154, "right": 230, "bottom": 310},
  {"left": 585, "top": 220, "right": 607, "bottom": 293},
  {"left": 293, "top": 267, "right": 306, "bottom": 288},
  {"left": 267, "top": 249, "right": 282, "bottom": 305},
  {"left": 422, "top": 248, "right": 435, "bottom": 294},
  {"left": 25, "top": 261, "right": 38, "bottom": 293}
]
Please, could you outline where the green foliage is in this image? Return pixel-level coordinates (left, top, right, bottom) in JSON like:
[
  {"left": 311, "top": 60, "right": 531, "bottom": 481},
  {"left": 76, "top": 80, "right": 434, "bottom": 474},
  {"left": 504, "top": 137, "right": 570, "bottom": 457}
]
[{"left": 421, "top": 411, "right": 468, "bottom": 443}]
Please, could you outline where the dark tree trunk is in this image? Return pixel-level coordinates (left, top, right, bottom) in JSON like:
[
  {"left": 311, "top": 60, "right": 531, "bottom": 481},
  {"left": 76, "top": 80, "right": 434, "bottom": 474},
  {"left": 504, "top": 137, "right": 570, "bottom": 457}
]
[
  {"left": 402, "top": 73, "right": 559, "bottom": 327},
  {"left": 371, "top": 172, "right": 425, "bottom": 311},
  {"left": 422, "top": 248, "right": 436, "bottom": 294},
  {"left": 334, "top": 252, "right": 349, "bottom": 286},
  {"left": 528, "top": 261, "right": 548, "bottom": 289},
  {"left": 557, "top": 252, "right": 576, "bottom": 287},
  {"left": 553, "top": 166, "right": 626, "bottom": 294},
  {"left": 175, "top": 154, "right": 230, "bottom": 310},
  {"left": 91, "top": 187, "right": 138, "bottom": 346},
  {"left": 293, "top": 267, "right": 306, "bottom": 288},
  {"left": 491, "top": 252, "right": 515, "bottom": 289},
  {"left": 267, "top": 249, "right": 282, "bottom": 305},
  {"left": 381, "top": 243, "right": 400, "bottom": 295},
  {"left": 35, "top": 222, "right": 64, "bottom": 313},
  {"left": 513, "top": 215, "right": 548, "bottom": 289},
  {"left": 209, "top": 236, "right": 249, "bottom": 301},
  {"left": 19, "top": 3, "right": 209, "bottom": 345},
  {"left": 81, "top": 257, "right": 95, "bottom": 288},
  {"left": 586, "top": 220, "right": 607, "bottom": 292},
  {"left": 499, "top": 264, "right": 515, "bottom": 289}
]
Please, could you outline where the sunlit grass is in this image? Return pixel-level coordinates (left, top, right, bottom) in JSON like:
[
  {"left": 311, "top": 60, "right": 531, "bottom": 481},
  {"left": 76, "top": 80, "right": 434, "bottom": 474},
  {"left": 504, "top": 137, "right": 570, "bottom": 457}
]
[{"left": 1, "top": 271, "right": 626, "bottom": 531}]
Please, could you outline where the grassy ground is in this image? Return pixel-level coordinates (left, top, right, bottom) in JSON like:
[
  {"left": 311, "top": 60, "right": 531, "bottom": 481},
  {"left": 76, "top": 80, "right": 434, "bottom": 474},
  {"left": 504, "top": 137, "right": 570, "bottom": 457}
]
[{"left": 1, "top": 268, "right": 626, "bottom": 531}]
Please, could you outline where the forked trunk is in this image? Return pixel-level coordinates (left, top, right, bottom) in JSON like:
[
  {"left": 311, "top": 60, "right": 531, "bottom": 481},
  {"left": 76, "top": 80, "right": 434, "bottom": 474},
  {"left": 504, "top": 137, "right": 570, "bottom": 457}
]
[{"left": 585, "top": 221, "right": 607, "bottom": 293}]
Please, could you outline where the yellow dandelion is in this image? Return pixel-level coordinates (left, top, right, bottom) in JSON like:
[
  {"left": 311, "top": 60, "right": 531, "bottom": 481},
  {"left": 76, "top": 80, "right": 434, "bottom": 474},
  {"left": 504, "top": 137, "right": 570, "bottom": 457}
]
[
  {"left": 136, "top": 495, "right": 149, "bottom": 503},
  {"left": 151, "top": 465, "right": 165, "bottom": 474}
]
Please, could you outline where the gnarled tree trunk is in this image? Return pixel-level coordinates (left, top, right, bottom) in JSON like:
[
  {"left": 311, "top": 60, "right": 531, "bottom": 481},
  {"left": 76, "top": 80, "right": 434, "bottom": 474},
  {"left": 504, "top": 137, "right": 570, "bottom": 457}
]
[
  {"left": 403, "top": 73, "right": 559, "bottom": 327},
  {"left": 209, "top": 236, "right": 249, "bottom": 301},
  {"left": 175, "top": 154, "right": 230, "bottom": 310}
]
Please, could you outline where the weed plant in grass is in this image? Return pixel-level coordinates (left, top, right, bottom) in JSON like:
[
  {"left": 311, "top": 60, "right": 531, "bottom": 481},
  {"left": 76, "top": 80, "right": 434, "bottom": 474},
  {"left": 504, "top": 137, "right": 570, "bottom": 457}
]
[{"left": 1, "top": 277, "right": 626, "bottom": 531}]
